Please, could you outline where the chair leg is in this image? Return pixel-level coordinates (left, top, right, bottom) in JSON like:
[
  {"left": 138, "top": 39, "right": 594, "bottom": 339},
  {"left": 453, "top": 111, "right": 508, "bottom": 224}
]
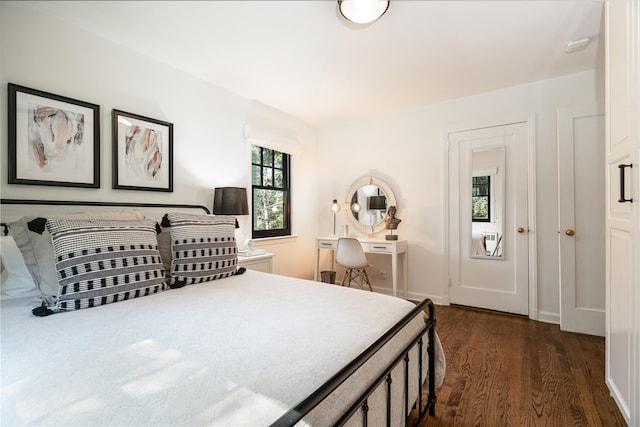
[
  {"left": 341, "top": 270, "right": 349, "bottom": 286},
  {"left": 363, "top": 268, "right": 373, "bottom": 292},
  {"left": 342, "top": 268, "right": 373, "bottom": 291},
  {"left": 346, "top": 269, "right": 359, "bottom": 289},
  {"left": 345, "top": 269, "right": 357, "bottom": 287}
]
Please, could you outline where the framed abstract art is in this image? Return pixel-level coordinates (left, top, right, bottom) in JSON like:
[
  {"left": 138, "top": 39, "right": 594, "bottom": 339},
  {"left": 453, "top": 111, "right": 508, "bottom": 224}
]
[
  {"left": 7, "top": 83, "right": 100, "bottom": 188},
  {"left": 112, "top": 109, "right": 173, "bottom": 192}
]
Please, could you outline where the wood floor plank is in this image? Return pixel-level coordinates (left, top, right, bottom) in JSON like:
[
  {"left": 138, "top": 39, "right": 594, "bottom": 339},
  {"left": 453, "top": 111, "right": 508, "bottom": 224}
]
[{"left": 420, "top": 305, "right": 626, "bottom": 427}]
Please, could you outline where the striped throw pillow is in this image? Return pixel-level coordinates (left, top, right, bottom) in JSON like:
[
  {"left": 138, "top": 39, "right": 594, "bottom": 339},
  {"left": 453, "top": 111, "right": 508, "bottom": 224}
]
[
  {"left": 46, "top": 219, "right": 166, "bottom": 311},
  {"left": 165, "top": 213, "right": 237, "bottom": 287}
]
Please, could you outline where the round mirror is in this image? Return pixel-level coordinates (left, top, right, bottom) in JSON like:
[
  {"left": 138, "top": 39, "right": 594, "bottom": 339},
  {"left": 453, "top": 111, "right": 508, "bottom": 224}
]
[{"left": 344, "top": 176, "right": 397, "bottom": 235}]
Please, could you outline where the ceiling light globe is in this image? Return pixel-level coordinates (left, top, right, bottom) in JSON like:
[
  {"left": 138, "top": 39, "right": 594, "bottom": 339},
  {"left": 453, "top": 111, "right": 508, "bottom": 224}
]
[{"left": 338, "top": 0, "right": 389, "bottom": 24}]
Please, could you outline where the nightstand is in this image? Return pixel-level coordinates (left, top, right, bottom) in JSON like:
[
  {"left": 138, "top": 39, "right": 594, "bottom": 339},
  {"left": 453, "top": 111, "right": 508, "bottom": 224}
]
[{"left": 237, "top": 253, "right": 274, "bottom": 273}]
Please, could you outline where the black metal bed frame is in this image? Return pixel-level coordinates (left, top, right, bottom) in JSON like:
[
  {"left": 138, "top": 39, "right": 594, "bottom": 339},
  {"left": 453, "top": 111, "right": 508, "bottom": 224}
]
[
  {"left": 272, "top": 298, "right": 437, "bottom": 427},
  {"left": 0, "top": 198, "right": 211, "bottom": 214},
  {"left": 0, "top": 198, "right": 437, "bottom": 426},
  {"left": 0, "top": 198, "right": 210, "bottom": 235}
]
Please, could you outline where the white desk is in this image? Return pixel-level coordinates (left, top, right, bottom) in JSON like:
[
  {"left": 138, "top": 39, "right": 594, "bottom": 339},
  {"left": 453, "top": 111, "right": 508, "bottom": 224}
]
[{"left": 314, "top": 237, "right": 408, "bottom": 298}]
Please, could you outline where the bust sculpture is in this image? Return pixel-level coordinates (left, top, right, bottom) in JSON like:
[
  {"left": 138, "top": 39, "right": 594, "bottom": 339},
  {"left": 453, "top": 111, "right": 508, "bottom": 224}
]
[{"left": 384, "top": 206, "right": 401, "bottom": 240}]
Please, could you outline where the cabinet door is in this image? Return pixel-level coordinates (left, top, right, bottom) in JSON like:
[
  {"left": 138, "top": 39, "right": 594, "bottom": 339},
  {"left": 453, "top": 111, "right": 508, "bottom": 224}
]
[{"left": 605, "top": 1, "right": 638, "bottom": 424}]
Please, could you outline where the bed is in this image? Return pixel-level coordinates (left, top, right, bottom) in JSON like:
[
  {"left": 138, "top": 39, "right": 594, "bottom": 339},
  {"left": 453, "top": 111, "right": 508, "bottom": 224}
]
[{"left": 0, "top": 199, "right": 445, "bottom": 426}]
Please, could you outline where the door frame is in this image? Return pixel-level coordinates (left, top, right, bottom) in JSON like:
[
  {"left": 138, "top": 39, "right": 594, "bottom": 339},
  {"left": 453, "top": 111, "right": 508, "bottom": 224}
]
[{"left": 443, "top": 114, "right": 538, "bottom": 320}]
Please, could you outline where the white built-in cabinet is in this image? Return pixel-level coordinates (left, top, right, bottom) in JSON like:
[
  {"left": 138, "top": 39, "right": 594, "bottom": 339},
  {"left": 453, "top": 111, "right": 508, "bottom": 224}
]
[{"left": 605, "top": 1, "right": 639, "bottom": 425}]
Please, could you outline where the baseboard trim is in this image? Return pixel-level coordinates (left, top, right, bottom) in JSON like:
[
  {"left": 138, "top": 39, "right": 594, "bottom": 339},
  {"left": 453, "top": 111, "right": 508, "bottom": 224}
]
[
  {"left": 406, "top": 291, "right": 446, "bottom": 306},
  {"left": 373, "top": 287, "right": 446, "bottom": 306},
  {"left": 537, "top": 310, "right": 560, "bottom": 325},
  {"left": 378, "top": 287, "right": 556, "bottom": 323}
]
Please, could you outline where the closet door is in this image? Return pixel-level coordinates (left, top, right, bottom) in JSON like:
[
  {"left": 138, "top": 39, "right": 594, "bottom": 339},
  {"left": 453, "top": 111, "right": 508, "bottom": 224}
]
[
  {"left": 558, "top": 107, "right": 605, "bottom": 336},
  {"left": 605, "top": 1, "right": 639, "bottom": 424}
]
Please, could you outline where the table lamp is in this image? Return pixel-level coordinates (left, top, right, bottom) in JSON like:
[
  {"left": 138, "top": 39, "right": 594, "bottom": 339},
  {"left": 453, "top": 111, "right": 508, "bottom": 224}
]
[{"left": 213, "top": 187, "right": 249, "bottom": 228}]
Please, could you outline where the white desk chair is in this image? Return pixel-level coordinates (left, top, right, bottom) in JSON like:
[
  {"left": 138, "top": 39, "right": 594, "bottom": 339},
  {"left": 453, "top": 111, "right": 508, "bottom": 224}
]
[{"left": 336, "top": 238, "right": 373, "bottom": 292}]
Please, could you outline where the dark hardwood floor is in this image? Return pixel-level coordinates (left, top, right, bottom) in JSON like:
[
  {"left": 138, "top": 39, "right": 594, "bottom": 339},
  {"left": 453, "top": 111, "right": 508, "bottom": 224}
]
[{"left": 419, "top": 304, "right": 626, "bottom": 426}]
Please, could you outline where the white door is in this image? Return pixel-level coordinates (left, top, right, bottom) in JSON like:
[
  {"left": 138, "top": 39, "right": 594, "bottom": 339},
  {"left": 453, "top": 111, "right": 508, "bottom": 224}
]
[
  {"left": 558, "top": 107, "right": 605, "bottom": 336},
  {"left": 448, "top": 122, "right": 529, "bottom": 315}
]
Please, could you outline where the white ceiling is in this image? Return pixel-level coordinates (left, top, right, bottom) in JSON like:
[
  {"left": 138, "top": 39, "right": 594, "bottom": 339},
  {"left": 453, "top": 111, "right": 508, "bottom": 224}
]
[{"left": 26, "top": 0, "right": 604, "bottom": 127}]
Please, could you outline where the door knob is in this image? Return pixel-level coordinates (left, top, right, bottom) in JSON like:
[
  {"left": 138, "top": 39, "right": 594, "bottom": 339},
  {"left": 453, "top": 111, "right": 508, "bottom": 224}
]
[
  {"left": 565, "top": 229, "right": 575, "bottom": 236},
  {"left": 517, "top": 227, "right": 525, "bottom": 233}
]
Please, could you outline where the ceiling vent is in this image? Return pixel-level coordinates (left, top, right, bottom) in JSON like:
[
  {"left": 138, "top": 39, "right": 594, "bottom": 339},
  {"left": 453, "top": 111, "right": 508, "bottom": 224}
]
[{"left": 565, "top": 37, "right": 591, "bottom": 53}]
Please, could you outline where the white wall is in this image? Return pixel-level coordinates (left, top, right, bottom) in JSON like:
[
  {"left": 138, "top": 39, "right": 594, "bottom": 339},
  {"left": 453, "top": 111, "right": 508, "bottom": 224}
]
[
  {"left": 316, "top": 70, "right": 604, "bottom": 321},
  {"left": 0, "top": 3, "right": 606, "bottom": 319},
  {"left": 0, "top": 2, "right": 321, "bottom": 279}
]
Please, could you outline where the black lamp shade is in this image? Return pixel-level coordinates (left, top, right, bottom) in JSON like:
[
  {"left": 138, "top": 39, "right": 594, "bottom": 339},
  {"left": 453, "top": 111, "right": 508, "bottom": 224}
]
[
  {"left": 213, "top": 187, "right": 249, "bottom": 215},
  {"left": 367, "top": 195, "right": 387, "bottom": 210}
]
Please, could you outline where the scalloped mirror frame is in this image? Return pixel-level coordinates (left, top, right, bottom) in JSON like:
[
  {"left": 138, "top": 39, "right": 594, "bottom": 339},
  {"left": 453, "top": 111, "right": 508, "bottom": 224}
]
[{"left": 344, "top": 175, "right": 397, "bottom": 235}]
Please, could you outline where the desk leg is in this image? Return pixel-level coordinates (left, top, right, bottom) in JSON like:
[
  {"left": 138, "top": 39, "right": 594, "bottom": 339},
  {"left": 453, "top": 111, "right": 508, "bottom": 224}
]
[
  {"left": 391, "top": 254, "right": 398, "bottom": 297},
  {"left": 403, "top": 249, "right": 408, "bottom": 299},
  {"left": 314, "top": 248, "right": 320, "bottom": 281}
]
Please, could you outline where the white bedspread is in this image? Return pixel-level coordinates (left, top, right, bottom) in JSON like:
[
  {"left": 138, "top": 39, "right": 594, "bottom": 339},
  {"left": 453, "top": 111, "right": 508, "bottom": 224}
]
[{"left": 1, "top": 271, "right": 444, "bottom": 426}]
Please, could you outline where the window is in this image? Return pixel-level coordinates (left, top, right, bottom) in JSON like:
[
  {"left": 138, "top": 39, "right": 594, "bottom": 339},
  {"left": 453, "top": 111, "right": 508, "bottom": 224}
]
[
  {"left": 472, "top": 176, "right": 491, "bottom": 222},
  {"left": 251, "top": 145, "right": 291, "bottom": 238}
]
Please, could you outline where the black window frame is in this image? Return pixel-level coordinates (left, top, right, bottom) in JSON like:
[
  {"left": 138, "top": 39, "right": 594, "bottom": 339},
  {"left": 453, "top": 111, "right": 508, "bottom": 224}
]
[
  {"left": 251, "top": 145, "right": 291, "bottom": 239},
  {"left": 472, "top": 175, "right": 491, "bottom": 222}
]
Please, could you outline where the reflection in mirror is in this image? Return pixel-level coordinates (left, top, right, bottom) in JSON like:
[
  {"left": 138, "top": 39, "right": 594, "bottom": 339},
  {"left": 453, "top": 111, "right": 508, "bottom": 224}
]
[
  {"left": 350, "top": 192, "right": 361, "bottom": 219},
  {"left": 344, "top": 176, "right": 397, "bottom": 235},
  {"left": 471, "top": 147, "right": 505, "bottom": 259},
  {"left": 472, "top": 176, "right": 490, "bottom": 221},
  {"left": 350, "top": 184, "right": 386, "bottom": 226}
]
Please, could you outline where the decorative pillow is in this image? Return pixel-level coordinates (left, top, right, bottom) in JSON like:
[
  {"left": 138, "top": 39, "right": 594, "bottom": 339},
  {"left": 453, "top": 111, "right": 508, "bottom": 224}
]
[
  {"left": 156, "top": 227, "right": 173, "bottom": 280},
  {"left": 165, "top": 213, "right": 238, "bottom": 287},
  {"left": 8, "top": 210, "right": 146, "bottom": 305},
  {"left": 46, "top": 219, "right": 166, "bottom": 311},
  {"left": 0, "top": 236, "right": 39, "bottom": 299},
  {"left": 7, "top": 218, "right": 57, "bottom": 304}
]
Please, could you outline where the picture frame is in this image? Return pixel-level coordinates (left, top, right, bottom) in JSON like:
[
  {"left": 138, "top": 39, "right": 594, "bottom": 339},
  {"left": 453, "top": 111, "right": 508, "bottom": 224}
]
[
  {"left": 112, "top": 109, "right": 173, "bottom": 192},
  {"left": 8, "top": 83, "right": 100, "bottom": 188}
]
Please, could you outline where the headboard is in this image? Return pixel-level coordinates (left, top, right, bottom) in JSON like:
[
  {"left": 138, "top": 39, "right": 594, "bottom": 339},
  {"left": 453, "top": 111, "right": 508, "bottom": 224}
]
[{"left": 0, "top": 199, "right": 211, "bottom": 235}]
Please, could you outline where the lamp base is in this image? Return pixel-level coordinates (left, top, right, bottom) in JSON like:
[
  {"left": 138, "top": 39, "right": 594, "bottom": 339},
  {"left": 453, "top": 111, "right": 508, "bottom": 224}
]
[{"left": 385, "top": 234, "right": 398, "bottom": 241}]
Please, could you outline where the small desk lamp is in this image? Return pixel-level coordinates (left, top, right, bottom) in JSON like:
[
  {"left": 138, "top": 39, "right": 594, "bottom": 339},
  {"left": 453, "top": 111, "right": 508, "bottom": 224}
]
[{"left": 331, "top": 199, "right": 341, "bottom": 236}]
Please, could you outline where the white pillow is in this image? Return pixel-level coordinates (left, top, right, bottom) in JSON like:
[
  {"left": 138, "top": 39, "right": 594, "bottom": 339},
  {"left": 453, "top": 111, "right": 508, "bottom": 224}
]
[{"left": 0, "top": 235, "right": 39, "bottom": 299}]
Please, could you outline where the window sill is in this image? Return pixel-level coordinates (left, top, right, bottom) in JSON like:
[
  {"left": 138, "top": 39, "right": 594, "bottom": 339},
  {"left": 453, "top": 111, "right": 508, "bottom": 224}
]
[{"left": 253, "top": 235, "right": 298, "bottom": 246}]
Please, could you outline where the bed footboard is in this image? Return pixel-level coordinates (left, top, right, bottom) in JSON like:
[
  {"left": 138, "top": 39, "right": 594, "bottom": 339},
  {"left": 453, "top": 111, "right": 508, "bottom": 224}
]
[{"left": 272, "top": 298, "right": 437, "bottom": 427}]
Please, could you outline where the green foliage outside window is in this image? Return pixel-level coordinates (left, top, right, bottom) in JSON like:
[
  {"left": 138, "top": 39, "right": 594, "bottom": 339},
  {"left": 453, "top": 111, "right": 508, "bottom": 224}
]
[
  {"left": 253, "top": 189, "right": 284, "bottom": 230},
  {"left": 472, "top": 176, "right": 490, "bottom": 221},
  {"left": 251, "top": 145, "right": 290, "bottom": 238}
]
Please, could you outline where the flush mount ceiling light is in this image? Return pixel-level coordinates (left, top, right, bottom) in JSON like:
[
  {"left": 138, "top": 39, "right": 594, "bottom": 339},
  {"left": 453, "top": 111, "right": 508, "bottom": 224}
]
[{"left": 338, "top": 0, "right": 389, "bottom": 24}]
